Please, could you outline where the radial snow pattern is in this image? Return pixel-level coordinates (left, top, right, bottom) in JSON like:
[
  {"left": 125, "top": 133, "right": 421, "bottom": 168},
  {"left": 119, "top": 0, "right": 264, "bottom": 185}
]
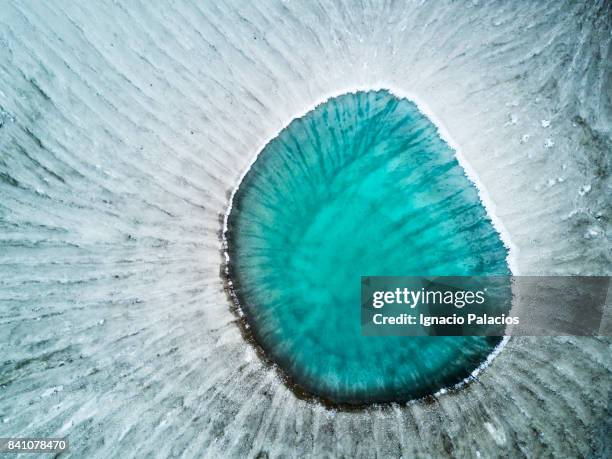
[{"left": 0, "top": 1, "right": 610, "bottom": 458}]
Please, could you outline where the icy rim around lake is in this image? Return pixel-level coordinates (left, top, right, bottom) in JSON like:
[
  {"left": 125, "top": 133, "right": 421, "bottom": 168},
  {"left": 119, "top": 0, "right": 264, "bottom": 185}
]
[{"left": 221, "top": 88, "right": 515, "bottom": 407}]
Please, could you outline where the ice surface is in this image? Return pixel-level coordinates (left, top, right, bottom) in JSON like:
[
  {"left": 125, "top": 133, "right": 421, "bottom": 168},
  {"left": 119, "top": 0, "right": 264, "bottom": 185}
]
[
  {"left": 226, "top": 90, "right": 511, "bottom": 404},
  {"left": 0, "top": 1, "right": 610, "bottom": 457}
]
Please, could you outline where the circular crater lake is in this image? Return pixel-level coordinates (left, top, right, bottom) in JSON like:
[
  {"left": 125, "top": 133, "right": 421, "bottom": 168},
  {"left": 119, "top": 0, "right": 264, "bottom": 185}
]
[{"left": 225, "top": 90, "right": 510, "bottom": 405}]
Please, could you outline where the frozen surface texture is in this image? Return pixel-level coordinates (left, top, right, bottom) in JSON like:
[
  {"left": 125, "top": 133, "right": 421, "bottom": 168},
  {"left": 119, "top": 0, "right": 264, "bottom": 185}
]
[
  {"left": 0, "top": 1, "right": 610, "bottom": 457},
  {"left": 227, "top": 90, "right": 510, "bottom": 404}
]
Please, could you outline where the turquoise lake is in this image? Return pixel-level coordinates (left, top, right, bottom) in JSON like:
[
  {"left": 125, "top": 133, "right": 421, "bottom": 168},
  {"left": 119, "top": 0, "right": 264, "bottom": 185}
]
[{"left": 226, "top": 90, "right": 510, "bottom": 404}]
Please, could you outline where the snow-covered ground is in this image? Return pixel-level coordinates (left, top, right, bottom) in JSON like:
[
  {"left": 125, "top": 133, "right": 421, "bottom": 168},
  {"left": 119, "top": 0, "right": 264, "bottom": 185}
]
[{"left": 0, "top": 1, "right": 609, "bottom": 457}]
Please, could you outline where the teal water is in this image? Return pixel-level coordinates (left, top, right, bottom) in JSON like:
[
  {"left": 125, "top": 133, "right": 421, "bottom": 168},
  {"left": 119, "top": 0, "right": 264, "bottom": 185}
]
[{"left": 226, "top": 90, "right": 510, "bottom": 404}]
